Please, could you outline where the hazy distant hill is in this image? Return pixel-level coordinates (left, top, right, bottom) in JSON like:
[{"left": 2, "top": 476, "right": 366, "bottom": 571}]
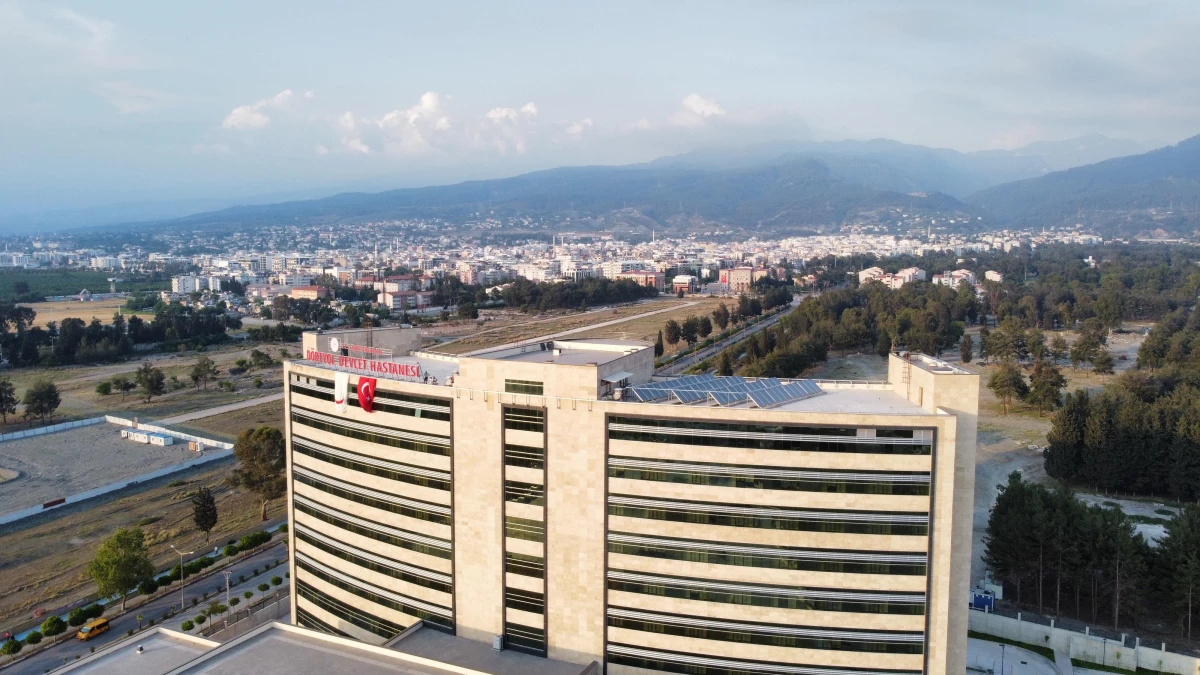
[
  {"left": 160, "top": 156, "right": 975, "bottom": 235},
  {"left": 966, "top": 135, "right": 1200, "bottom": 235}
]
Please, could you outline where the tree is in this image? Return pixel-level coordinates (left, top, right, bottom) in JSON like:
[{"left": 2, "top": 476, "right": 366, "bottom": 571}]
[
  {"left": 190, "top": 355, "right": 219, "bottom": 390},
  {"left": 1050, "top": 335, "right": 1069, "bottom": 363},
  {"left": 22, "top": 380, "right": 61, "bottom": 424},
  {"left": 876, "top": 329, "right": 892, "bottom": 359},
  {"left": 230, "top": 426, "right": 287, "bottom": 521},
  {"left": 1070, "top": 334, "right": 1100, "bottom": 369},
  {"left": 663, "top": 319, "right": 681, "bottom": 346},
  {"left": 39, "top": 615, "right": 66, "bottom": 639},
  {"left": 88, "top": 527, "right": 154, "bottom": 612},
  {"left": 653, "top": 331, "right": 664, "bottom": 358},
  {"left": 959, "top": 334, "right": 974, "bottom": 364},
  {"left": 135, "top": 362, "right": 166, "bottom": 402},
  {"left": 698, "top": 316, "right": 713, "bottom": 339},
  {"left": 717, "top": 350, "right": 734, "bottom": 376},
  {"left": 1027, "top": 360, "right": 1067, "bottom": 416},
  {"left": 983, "top": 472, "right": 1035, "bottom": 605},
  {"left": 1162, "top": 505, "right": 1200, "bottom": 640},
  {"left": 0, "top": 378, "right": 16, "bottom": 425},
  {"left": 978, "top": 325, "right": 991, "bottom": 363},
  {"left": 681, "top": 316, "right": 700, "bottom": 346},
  {"left": 987, "top": 362, "right": 1028, "bottom": 415},
  {"left": 0, "top": 638, "right": 20, "bottom": 661},
  {"left": 712, "top": 303, "right": 730, "bottom": 331},
  {"left": 191, "top": 486, "right": 218, "bottom": 542},
  {"left": 1093, "top": 348, "right": 1115, "bottom": 374},
  {"left": 111, "top": 375, "right": 136, "bottom": 401}
]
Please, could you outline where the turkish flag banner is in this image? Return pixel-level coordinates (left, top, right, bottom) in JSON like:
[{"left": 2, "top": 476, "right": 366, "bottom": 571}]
[{"left": 357, "top": 377, "right": 378, "bottom": 413}]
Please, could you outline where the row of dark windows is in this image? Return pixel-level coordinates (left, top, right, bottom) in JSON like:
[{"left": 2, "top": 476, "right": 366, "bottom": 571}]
[
  {"left": 505, "top": 516, "right": 545, "bottom": 543},
  {"left": 607, "top": 573, "right": 925, "bottom": 615},
  {"left": 610, "top": 428, "right": 931, "bottom": 456},
  {"left": 297, "top": 581, "right": 405, "bottom": 639},
  {"left": 297, "top": 559, "right": 454, "bottom": 631},
  {"left": 504, "top": 480, "right": 545, "bottom": 506},
  {"left": 505, "top": 622, "right": 546, "bottom": 656},
  {"left": 610, "top": 417, "right": 918, "bottom": 439},
  {"left": 608, "top": 538, "right": 927, "bottom": 576},
  {"left": 292, "top": 411, "right": 451, "bottom": 456},
  {"left": 294, "top": 471, "right": 452, "bottom": 526},
  {"left": 296, "top": 530, "right": 452, "bottom": 594},
  {"left": 605, "top": 644, "right": 921, "bottom": 675},
  {"left": 295, "top": 501, "right": 451, "bottom": 560},
  {"left": 607, "top": 609, "right": 923, "bottom": 654},
  {"left": 291, "top": 385, "right": 451, "bottom": 421},
  {"left": 294, "top": 442, "right": 451, "bottom": 492},
  {"left": 295, "top": 607, "right": 352, "bottom": 638},
  {"left": 608, "top": 462, "right": 930, "bottom": 496},
  {"left": 504, "top": 408, "right": 546, "bottom": 433},
  {"left": 506, "top": 552, "right": 545, "bottom": 579},
  {"left": 302, "top": 376, "right": 453, "bottom": 413},
  {"left": 505, "top": 379, "right": 544, "bottom": 396},
  {"left": 504, "top": 587, "right": 545, "bottom": 615},
  {"left": 608, "top": 500, "right": 929, "bottom": 536},
  {"left": 504, "top": 444, "right": 545, "bottom": 470}
]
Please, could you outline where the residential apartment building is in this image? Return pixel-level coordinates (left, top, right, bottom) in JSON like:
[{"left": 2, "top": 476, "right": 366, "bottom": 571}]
[
  {"left": 290, "top": 285, "right": 329, "bottom": 301},
  {"left": 284, "top": 327, "right": 978, "bottom": 675},
  {"left": 614, "top": 271, "right": 665, "bottom": 292}
]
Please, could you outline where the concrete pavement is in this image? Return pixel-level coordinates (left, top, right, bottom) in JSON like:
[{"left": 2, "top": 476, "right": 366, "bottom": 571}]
[{"left": 2, "top": 545, "right": 288, "bottom": 675}]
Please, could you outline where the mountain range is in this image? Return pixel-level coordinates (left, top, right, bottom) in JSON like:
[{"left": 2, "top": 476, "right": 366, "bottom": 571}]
[{"left": 31, "top": 133, "right": 1200, "bottom": 238}]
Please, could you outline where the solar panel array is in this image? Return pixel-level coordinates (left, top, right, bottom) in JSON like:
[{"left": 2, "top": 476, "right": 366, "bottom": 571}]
[{"left": 624, "top": 374, "right": 823, "bottom": 409}]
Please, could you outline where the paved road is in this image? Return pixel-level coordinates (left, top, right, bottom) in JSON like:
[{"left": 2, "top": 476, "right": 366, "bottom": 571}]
[
  {"left": 656, "top": 297, "right": 801, "bottom": 375},
  {"left": 155, "top": 393, "right": 284, "bottom": 425},
  {"left": 3, "top": 545, "right": 288, "bottom": 675}
]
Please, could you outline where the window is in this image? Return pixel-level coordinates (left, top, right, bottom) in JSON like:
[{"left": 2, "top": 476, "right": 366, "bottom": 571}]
[
  {"left": 608, "top": 417, "right": 930, "bottom": 455},
  {"left": 608, "top": 497, "right": 929, "bottom": 536},
  {"left": 292, "top": 408, "right": 451, "bottom": 456},
  {"left": 504, "top": 587, "right": 545, "bottom": 614},
  {"left": 293, "top": 440, "right": 451, "bottom": 491},
  {"left": 295, "top": 608, "right": 351, "bottom": 638},
  {"left": 293, "top": 470, "right": 451, "bottom": 526},
  {"left": 606, "top": 644, "right": 923, "bottom": 675},
  {"left": 297, "top": 558, "right": 453, "bottom": 630},
  {"left": 504, "top": 622, "right": 545, "bottom": 656},
  {"left": 608, "top": 457, "right": 930, "bottom": 496},
  {"left": 294, "top": 499, "right": 451, "bottom": 559},
  {"left": 504, "top": 408, "right": 545, "bottom": 433},
  {"left": 504, "top": 444, "right": 545, "bottom": 470},
  {"left": 297, "top": 582, "right": 405, "bottom": 638},
  {"left": 505, "top": 480, "right": 545, "bottom": 506},
  {"left": 505, "top": 379, "right": 544, "bottom": 396},
  {"left": 505, "top": 516, "right": 545, "bottom": 542},
  {"left": 506, "top": 552, "right": 545, "bottom": 578},
  {"left": 296, "top": 529, "right": 452, "bottom": 593},
  {"left": 290, "top": 377, "right": 451, "bottom": 421}
]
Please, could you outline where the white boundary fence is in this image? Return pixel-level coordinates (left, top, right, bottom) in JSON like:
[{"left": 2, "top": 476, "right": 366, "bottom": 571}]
[
  {"left": 970, "top": 609, "right": 1199, "bottom": 674},
  {"left": 0, "top": 417, "right": 235, "bottom": 526}
]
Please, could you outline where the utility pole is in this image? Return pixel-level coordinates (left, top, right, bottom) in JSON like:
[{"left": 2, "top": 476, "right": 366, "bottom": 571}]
[{"left": 170, "top": 545, "right": 195, "bottom": 612}]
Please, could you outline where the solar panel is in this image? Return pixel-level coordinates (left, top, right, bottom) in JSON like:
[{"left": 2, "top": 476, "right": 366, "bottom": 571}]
[
  {"left": 624, "top": 376, "right": 823, "bottom": 407},
  {"left": 710, "top": 390, "right": 748, "bottom": 406},
  {"left": 670, "top": 389, "right": 708, "bottom": 404}
]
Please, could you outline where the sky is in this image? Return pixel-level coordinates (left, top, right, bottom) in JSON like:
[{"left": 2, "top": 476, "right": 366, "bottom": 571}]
[{"left": 1, "top": 0, "right": 1198, "bottom": 217}]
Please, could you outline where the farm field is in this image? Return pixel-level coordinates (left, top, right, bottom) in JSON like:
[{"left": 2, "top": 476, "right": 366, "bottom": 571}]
[
  {"left": 0, "top": 268, "right": 168, "bottom": 302},
  {"left": 18, "top": 297, "right": 155, "bottom": 329}
]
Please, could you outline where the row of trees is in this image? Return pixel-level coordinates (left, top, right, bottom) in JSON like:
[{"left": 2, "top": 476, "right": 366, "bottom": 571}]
[
  {"left": 500, "top": 278, "right": 658, "bottom": 313},
  {"left": 985, "top": 472, "right": 1200, "bottom": 637},
  {"left": 0, "top": 379, "right": 61, "bottom": 425}
]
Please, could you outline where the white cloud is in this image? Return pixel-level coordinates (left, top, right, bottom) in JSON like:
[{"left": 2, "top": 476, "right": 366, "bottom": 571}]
[
  {"left": 621, "top": 118, "right": 653, "bottom": 132},
  {"left": 222, "top": 89, "right": 295, "bottom": 130},
  {"left": 337, "top": 111, "right": 370, "bottom": 153},
  {"left": 374, "top": 92, "right": 454, "bottom": 156},
  {"left": 487, "top": 101, "right": 538, "bottom": 124},
  {"left": 304, "top": 90, "right": 316, "bottom": 99},
  {"left": 669, "top": 93, "right": 726, "bottom": 127},
  {"left": 565, "top": 118, "right": 594, "bottom": 138},
  {"left": 99, "top": 81, "right": 174, "bottom": 114},
  {"left": 315, "top": 144, "right": 329, "bottom": 156},
  {"left": 520, "top": 102, "right": 538, "bottom": 116}
]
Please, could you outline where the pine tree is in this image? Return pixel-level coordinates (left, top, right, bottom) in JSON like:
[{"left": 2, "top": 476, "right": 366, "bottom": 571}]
[
  {"left": 0, "top": 378, "right": 16, "bottom": 425},
  {"left": 1093, "top": 349, "right": 1115, "bottom": 374},
  {"left": 664, "top": 320, "right": 681, "bottom": 345},
  {"left": 191, "top": 486, "right": 218, "bottom": 542},
  {"left": 959, "top": 334, "right": 973, "bottom": 364},
  {"left": 653, "top": 331, "right": 664, "bottom": 357},
  {"left": 987, "top": 361, "right": 1028, "bottom": 414},
  {"left": 1028, "top": 360, "right": 1066, "bottom": 416},
  {"left": 717, "top": 351, "right": 733, "bottom": 376}
]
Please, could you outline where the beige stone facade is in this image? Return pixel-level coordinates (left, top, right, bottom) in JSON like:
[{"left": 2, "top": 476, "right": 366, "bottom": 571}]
[{"left": 285, "top": 330, "right": 976, "bottom": 675}]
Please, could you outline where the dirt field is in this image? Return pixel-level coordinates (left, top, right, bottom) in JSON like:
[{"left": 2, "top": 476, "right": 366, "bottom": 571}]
[
  {"left": 571, "top": 297, "right": 730, "bottom": 357},
  {"left": 0, "top": 464, "right": 286, "bottom": 628},
  {"left": 433, "top": 298, "right": 695, "bottom": 354},
  {"left": 0, "top": 423, "right": 214, "bottom": 513},
  {"left": 19, "top": 298, "right": 155, "bottom": 329},
  {"left": 173, "top": 400, "right": 284, "bottom": 443}
]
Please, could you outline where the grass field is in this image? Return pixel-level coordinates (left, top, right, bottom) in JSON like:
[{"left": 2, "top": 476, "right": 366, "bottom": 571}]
[
  {"left": 174, "top": 400, "right": 284, "bottom": 443},
  {"left": 434, "top": 298, "right": 695, "bottom": 354},
  {"left": 0, "top": 463, "right": 286, "bottom": 628},
  {"left": 18, "top": 297, "right": 156, "bottom": 329},
  {"left": 571, "top": 297, "right": 730, "bottom": 357},
  {"left": 0, "top": 268, "right": 168, "bottom": 302}
]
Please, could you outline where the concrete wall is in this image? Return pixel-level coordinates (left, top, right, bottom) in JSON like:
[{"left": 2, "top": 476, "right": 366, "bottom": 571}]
[
  {"left": 302, "top": 326, "right": 422, "bottom": 357},
  {"left": 969, "top": 610, "right": 1200, "bottom": 674}
]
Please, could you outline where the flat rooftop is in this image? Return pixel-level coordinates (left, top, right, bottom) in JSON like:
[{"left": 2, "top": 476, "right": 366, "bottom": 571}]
[
  {"left": 55, "top": 628, "right": 217, "bottom": 674},
  {"left": 466, "top": 338, "right": 649, "bottom": 367},
  {"left": 392, "top": 625, "right": 591, "bottom": 675},
  {"left": 628, "top": 374, "right": 928, "bottom": 415}
]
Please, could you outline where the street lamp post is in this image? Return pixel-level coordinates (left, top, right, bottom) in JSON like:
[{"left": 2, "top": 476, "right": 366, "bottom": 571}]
[
  {"left": 222, "top": 569, "right": 233, "bottom": 630},
  {"left": 170, "top": 545, "right": 194, "bottom": 613}
]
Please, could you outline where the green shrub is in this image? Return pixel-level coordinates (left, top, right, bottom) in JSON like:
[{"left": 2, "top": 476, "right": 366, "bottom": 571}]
[
  {"left": 194, "top": 615, "right": 206, "bottom": 625},
  {"left": 24, "top": 630, "right": 42, "bottom": 645},
  {"left": 40, "top": 615, "right": 66, "bottom": 638},
  {"left": 270, "top": 576, "right": 282, "bottom": 587},
  {"left": 252, "top": 377, "right": 263, "bottom": 388},
  {"left": 1, "top": 638, "right": 22, "bottom": 658},
  {"left": 95, "top": 381, "right": 112, "bottom": 395},
  {"left": 67, "top": 608, "right": 86, "bottom": 627},
  {"left": 243, "top": 591, "right": 253, "bottom": 600},
  {"left": 237, "top": 531, "right": 271, "bottom": 551},
  {"left": 180, "top": 620, "right": 194, "bottom": 632},
  {"left": 139, "top": 578, "right": 159, "bottom": 596},
  {"left": 257, "top": 583, "right": 269, "bottom": 592},
  {"left": 277, "top": 523, "right": 288, "bottom": 534},
  {"left": 222, "top": 545, "right": 238, "bottom": 558}
]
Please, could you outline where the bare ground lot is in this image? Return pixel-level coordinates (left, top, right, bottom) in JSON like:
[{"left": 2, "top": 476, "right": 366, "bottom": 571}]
[
  {"left": 172, "top": 400, "right": 284, "bottom": 444},
  {"left": 0, "top": 463, "right": 285, "bottom": 629},
  {"left": 0, "top": 424, "right": 208, "bottom": 513},
  {"left": 19, "top": 297, "right": 155, "bottom": 329}
]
